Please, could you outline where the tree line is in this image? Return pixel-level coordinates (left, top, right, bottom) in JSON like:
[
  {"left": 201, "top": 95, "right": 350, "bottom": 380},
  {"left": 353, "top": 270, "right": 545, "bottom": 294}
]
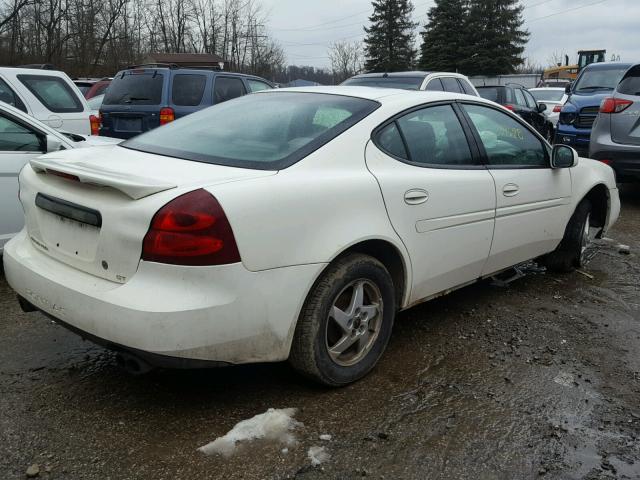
[
  {"left": 0, "top": 0, "right": 531, "bottom": 83},
  {"left": 0, "top": 0, "right": 287, "bottom": 79}
]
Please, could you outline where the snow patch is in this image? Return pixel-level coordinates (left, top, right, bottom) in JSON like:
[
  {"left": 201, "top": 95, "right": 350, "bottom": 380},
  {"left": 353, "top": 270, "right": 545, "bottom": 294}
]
[
  {"left": 554, "top": 371, "right": 575, "bottom": 388},
  {"left": 308, "top": 446, "right": 330, "bottom": 466},
  {"left": 319, "top": 434, "right": 332, "bottom": 441},
  {"left": 198, "top": 408, "right": 302, "bottom": 456}
]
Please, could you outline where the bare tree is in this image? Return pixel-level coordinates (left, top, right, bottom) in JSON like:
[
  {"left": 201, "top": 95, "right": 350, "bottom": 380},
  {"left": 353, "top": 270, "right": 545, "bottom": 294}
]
[{"left": 328, "top": 41, "right": 363, "bottom": 83}]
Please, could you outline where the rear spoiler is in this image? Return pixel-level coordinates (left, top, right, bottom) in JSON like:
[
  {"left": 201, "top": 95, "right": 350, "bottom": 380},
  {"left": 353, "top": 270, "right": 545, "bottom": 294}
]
[{"left": 30, "top": 157, "right": 177, "bottom": 199}]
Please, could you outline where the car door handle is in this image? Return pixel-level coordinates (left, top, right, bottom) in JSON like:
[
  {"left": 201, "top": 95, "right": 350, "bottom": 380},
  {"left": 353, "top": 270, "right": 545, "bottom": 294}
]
[
  {"left": 404, "top": 189, "right": 429, "bottom": 205},
  {"left": 502, "top": 183, "right": 520, "bottom": 197}
]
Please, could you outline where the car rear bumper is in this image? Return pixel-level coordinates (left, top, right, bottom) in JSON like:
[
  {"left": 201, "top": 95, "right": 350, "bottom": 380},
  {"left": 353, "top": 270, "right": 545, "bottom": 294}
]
[
  {"left": 3, "top": 231, "right": 325, "bottom": 365},
  {"left": 590, "top": 133, "right": 640, "bottom": 181}
]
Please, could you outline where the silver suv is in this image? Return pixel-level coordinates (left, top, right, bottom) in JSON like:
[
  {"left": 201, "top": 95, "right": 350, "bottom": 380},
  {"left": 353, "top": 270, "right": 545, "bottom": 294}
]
[{"left": 590, "top": 64, "right": 640, "bottom": 182}]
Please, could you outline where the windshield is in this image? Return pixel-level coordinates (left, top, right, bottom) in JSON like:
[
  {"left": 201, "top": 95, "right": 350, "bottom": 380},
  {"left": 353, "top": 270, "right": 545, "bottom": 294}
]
[
  {"left": 123, "top": 92, "right": 380, "bottom": 170},
  {"left": 530, "top": 90, "right": 564, "bottom": 102},
  {"left": 574, "top": 67, "right": 629, "bottom": 92},
  {"left": 341, "top": 77, "right": 424, "bottom": 90},
  {"left": 103, "top": 72, "right": 164, "bottom": 105}
]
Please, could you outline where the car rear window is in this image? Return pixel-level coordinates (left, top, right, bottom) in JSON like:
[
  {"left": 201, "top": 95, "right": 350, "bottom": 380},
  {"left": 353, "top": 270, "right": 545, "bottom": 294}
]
[
  {"left": 341, "top": 77, "right": 424, "bottom": 90},
  {"left": 530, "top": 89, "right": 564, "bottom": 102},
  {"left": 123, "top": 92, "right": 379, "bottom": 170},
  {"left": 172, "top": 74, "right": 206, "bottom": 106},
  {"left": 477, "top": 87, "right": 500, "bottom": 102},
  {"left": 18, "top": 75, "right": 84, "bottom": 113},
  {"left": 103, "top": 72, "right": 164, "bottom": 105}
]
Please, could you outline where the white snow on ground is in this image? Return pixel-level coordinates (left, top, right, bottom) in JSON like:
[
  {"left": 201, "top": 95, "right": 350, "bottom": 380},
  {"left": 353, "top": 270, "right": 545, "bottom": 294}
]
[
  {"left": 308, "top": 446, "right": 330, "bottom": 466},
  {"left": 319, "top": 434, "right": 332, "bottom": 441},
  {"left": 198, "top": 408, "right": 302, "bottom": 456}
]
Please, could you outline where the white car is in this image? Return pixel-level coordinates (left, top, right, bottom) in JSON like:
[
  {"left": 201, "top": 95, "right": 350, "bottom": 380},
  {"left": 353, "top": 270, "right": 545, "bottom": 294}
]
[
  {"left": 0, "top": 101, "right": 121, "bottom": 251},
  {"left": 3, "top": 87, "right": 620, "bottom": 386},
  {"left": 342, "top": 71, "right": 480, "bottom": 96},
  {"left": 0, "top": 67, "right": 93, "bottom": 135},
  {"left": 529, "top": 87, "right": 568, "bottom": 128}
]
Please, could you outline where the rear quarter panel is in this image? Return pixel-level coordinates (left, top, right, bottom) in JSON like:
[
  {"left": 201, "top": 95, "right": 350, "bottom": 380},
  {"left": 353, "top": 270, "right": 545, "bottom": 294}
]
[{"left": 207, "top": 118, "right": 412, "bottom": 301}]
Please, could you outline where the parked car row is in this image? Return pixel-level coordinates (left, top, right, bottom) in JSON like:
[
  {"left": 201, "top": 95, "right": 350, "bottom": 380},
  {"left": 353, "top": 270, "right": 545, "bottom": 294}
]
[{"left": 476, "top": 84, "right": 557, "bottom": 142}]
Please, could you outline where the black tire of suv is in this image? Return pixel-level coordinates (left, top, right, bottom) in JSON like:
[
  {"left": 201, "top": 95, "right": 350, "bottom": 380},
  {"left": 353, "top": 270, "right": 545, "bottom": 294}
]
[
  {"left": 289, "top": 254, "right": 395, "bottom": 387},
  {"left": 540, "top": 199, "right": 592, "bottom": 273}
]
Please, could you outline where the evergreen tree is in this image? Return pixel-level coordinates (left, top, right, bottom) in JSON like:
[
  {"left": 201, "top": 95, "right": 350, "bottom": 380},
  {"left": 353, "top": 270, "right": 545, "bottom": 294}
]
[
  {"left": 419, "top": 0, "right": 468, "bottom": 72},
  {"left": 459, "top": 0, "right": 529, "bottom": 75},
  {"left": 363, "top": 0, "right": 417, "bottom": 72}
]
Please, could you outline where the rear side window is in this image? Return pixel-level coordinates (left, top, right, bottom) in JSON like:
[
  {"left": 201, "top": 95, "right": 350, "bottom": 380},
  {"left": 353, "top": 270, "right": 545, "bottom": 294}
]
[
  {"left": 389, "top": 105, "right": 474, "bottom": 166},
  {"left": 618, "top": 67, "right": 640, "bottom": 96},
  {"left": 172, "top": 74, "right": 206, "bottom": 106},
  {"left": 441, "top": 77, "right": 462, "bottom": 93},
  {"left": 458, "top": 79, "right": 475, "bottom": 95},
  {"left": 0, "top": 77, "right": 26, "bottom": 112},
  {"left": 18, "top": 75, "right": 83, "bottom": 113},
  {"left": 478, "top": 87, "right": 500, "bottom": 102},
  {"left": 514, "top": 88, "right": 526, "bottom": 106},
  {"left": 377, "top": 123, "right": 407, "bottom": 159},
  {"left": 103, "top": 72, "right": 164, "bottom": 105},
  {"left": 0, "top": 114, "right": 42, "bottom": 152},
  {"left": 214, "top": 77, "right": 246, "bottom": 103},
  {"left": 247, "top": 79, "right": 272, "bottom": 92}
]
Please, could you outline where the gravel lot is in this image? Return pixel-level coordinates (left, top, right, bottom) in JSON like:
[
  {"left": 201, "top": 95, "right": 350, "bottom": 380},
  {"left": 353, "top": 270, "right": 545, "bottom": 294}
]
[{"left": 1, "top": 186, "right": 639, "bottom": 480}]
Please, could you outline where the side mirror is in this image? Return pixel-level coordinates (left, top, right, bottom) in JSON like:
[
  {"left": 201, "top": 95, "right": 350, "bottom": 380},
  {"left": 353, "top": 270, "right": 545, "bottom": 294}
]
[
  {"left": 538, "top": 103, "right": 547, "bottom": 113},
  {"left": 45, "top": 134, "right": 62, "bottom": 153},
  {"left": 564, "top": 83, "right": 573, "bottom": 95},
  {"left": 551, "top": 144, "right": 578, "bottom": 168}
]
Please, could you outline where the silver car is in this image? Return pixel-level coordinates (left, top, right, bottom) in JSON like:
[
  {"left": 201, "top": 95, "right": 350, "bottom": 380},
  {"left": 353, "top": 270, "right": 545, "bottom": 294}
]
[{"left": 590, "top": 64, "right": 640, "bottom": 182}]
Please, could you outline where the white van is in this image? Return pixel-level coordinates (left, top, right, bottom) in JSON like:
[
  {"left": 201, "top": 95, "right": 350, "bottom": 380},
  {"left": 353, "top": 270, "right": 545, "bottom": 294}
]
[{"left": 0, "top": 67, "right": 92, "bottom": 135}]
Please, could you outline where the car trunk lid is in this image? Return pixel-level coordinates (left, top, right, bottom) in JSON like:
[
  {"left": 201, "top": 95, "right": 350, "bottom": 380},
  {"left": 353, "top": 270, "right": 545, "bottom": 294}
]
[{"left": 20, "top": 146, "right": 276, "bottom": 283}]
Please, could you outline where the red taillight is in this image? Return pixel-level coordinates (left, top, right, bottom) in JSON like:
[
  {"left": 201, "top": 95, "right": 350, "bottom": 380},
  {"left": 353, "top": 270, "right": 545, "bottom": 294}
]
[
  {"left": 553, "top": 105, "right": 562, "bottom": 113},
  {"left": 90, "top": 114, "right": 100, "bottom": 135},
  {"left": 600, "top": 97, "right": 633, "bottom": 114},
  {"left": 598, "top": 159, "right": 612, "bottom": 165},
  {"left": 142, "top": 189, "right": 240, "bottom": 266},
  {"left": 159, "top": 107, "right": 175, "bottom": 125},
  {"left": 503, "top": 104, "right": 515, "bottom": 111}
]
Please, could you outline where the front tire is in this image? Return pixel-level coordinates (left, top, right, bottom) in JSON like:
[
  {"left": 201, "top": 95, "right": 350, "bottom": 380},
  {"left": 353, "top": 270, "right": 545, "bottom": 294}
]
[
  {"left": 289, "top": 254, "right": 395, "bottom": 386},
  {"left": 540, "top": 199, "right": 595, "bottom": 273}
]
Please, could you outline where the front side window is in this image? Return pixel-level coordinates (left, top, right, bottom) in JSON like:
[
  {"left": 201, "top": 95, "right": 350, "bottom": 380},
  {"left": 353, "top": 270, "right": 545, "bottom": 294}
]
[
  {"left": 379, "top": 105, "right": 474, "bottom": 166},
  {"left": 124, "top": 92, "right": 379, "bottom": 170},
  {"left": 463, "top": 104, "right": 547, "bottom": 167},
  {"left": 172, "top": 74, "right": 206, "bottom": 106},
  {"left": 0, "top": 77, "right": 26, "bottom": 112},
  {"left": 441, "top": 77, "right": 462, "bottom": 93},
  {"left": 18, "top": 75, "right": 83, "bottom": 113},
  {"left": 214, "top": 77, "right": 246, "bottom": 103},
  {"left": 0, "top": 114, "right": 42, "bottom": 152},
  {"left": 103, "top": 72, "right": 164, "bottom": 105},
  {"left": 247, "top": 79, "right": 273, "bottom": 92}
]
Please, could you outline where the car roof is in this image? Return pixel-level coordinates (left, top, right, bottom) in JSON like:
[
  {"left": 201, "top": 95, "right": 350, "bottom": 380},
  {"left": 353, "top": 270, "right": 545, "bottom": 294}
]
[
  {"left": 582, "top": 61, "right": 634, "bottom": 71},
  {"left": 0, "top": 66, "right": 69, "bottom": 76},
  {"left": 349, "top": 71, "right": 433, "bottom": 79},
  {"left": 529, "top": 87, "right": 565, "bottom": 91},
  {"left": 263, "top": 85, "right": 493, "bottom": 107},
  {"left": 117, "top": 67, "right": 267, "bottom": 81}
]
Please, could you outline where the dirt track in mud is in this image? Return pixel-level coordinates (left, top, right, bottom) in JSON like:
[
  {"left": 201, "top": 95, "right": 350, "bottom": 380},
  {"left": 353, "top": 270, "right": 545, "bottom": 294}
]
[{"left": 1, "top": 186, "right": 639, "bottom": 480}]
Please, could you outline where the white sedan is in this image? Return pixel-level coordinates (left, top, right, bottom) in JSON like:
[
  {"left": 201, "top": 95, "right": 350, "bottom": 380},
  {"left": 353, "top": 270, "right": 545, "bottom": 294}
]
[
  {"left": 0, "top": 101, "right": 121, "bottom": 252},
  {"left": 529, "top": 87, "right": 568, "bottom": 128},
  {"left": 3, "top": 87, "right": 620, "bottom": 386}
]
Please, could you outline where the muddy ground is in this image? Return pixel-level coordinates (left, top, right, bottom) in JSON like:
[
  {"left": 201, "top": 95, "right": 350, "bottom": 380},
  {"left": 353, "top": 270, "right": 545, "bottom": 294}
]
[{"left": 1, "top": 186, "right": 639, "bottom": 480}]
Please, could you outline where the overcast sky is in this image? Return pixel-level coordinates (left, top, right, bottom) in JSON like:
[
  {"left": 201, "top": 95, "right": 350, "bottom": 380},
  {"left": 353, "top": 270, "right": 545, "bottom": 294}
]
[{"left": 262, "top": 0, "right": 639, "bottom": 70}]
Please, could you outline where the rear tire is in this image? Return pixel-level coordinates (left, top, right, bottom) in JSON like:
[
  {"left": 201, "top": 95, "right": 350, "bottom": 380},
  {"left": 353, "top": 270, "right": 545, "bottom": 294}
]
[
  {"left": 540, "top": 199, "right": 593, "bottom": 273},
  {"left": 289, "top": 254, "right": 395, "bottom": 387}
]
